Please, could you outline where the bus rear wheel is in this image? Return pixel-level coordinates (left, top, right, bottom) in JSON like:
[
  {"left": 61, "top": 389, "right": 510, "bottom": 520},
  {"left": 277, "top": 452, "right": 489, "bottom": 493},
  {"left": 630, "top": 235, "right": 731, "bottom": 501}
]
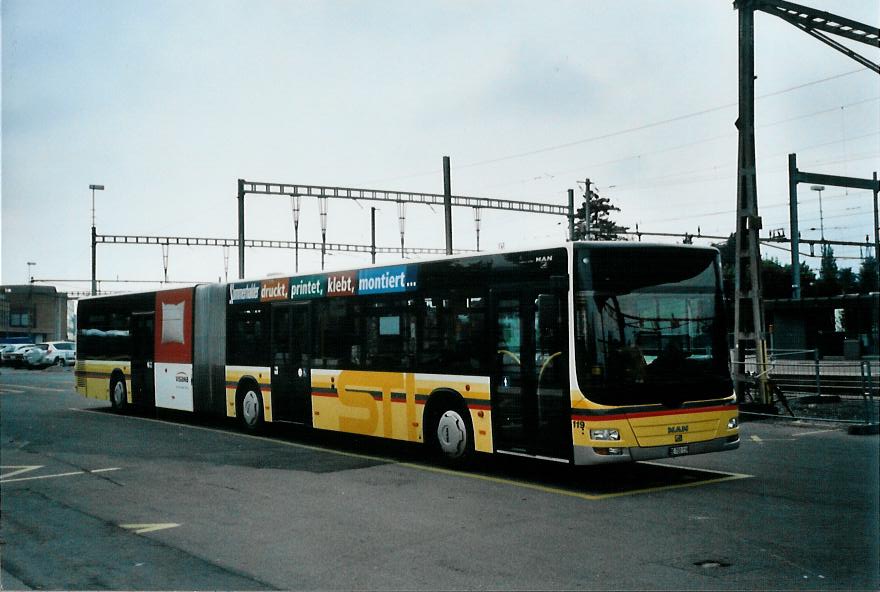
[
  {"left": 428, "top": 404, "right": 474, "bottom": 463},
  {"left": 237, "top": 385, "right": 264, "bottom": 432},
  {"left": 109, "top": 376, "right": 127, "bottom": 411}
]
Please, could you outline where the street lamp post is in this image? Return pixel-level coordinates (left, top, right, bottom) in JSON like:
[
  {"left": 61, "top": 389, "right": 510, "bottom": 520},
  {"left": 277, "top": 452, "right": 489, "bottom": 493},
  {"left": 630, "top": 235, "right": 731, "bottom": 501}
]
[
  {"left": 27, "top": 261, "right": 36, "bottom": 283},
  {"left": 90, "top": 184, "right": 105, "bottom": 295},
  {"left": 810, "top": 185, "right": 826, "bottom": 241}
]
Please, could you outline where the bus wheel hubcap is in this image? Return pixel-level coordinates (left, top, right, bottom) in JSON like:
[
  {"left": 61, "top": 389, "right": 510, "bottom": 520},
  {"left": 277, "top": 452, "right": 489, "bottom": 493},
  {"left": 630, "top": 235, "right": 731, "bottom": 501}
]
[
  {"left": 242, "top": 391, "right": 259, "bottom": 425},
  {"left": 437, "top": 410, "right": 466, "bottom": 458},
  {"left": 113, "top": 382, "right": 124, "bottom": 406}
]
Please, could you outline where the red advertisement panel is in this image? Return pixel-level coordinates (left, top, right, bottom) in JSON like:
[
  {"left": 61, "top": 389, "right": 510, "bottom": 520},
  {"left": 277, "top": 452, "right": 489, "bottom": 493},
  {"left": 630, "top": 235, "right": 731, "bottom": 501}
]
[
  {"left": 260, "top": 278, "right": 289, "bottom": 302},
  {"left": 154, "top": 288, "right": 194, "bottom": 364}
]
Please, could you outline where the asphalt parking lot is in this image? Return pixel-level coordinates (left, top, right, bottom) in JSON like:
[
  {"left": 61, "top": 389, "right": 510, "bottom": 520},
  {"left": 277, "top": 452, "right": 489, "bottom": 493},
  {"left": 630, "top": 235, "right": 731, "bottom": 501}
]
[{"left": 1, "top": 367, "right": 878, "bottom": 590}]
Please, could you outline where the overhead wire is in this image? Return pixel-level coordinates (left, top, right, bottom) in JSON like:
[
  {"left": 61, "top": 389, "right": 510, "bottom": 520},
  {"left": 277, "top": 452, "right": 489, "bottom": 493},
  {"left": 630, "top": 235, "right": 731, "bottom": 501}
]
[
  {"left": 365, "top": 68, "right": 872, "bottom": 185},
  {"left": 455, "top": 70, "right": 871, "bottom": 171},
  {"left": 476, "top": 98, "right": 879, "bottom": 195}
]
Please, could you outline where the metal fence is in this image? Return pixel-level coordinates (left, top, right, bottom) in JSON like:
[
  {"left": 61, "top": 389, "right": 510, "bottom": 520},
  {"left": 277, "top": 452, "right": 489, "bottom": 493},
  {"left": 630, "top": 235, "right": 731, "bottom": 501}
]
[{"left": 735, "top": 349, "right": 879, "bottom": 426}]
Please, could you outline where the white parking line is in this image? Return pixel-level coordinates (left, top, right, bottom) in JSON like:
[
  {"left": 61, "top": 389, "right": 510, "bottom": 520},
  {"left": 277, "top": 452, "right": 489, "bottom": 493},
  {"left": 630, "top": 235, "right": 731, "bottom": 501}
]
[
  {"left": 120, "top": 523, "right": 180, "bottom": 534},
  {"left": 0, "top": 465, "right": 44, "bottom": 479},
  {"left": 0, "top": 383, "right": 71, "bottom": 393},
  {"left": 0, "top": 467, "right": 120, "bottom": 484},
  {"left": 792, "top": 429, "right": 840, "bottom": 437}
]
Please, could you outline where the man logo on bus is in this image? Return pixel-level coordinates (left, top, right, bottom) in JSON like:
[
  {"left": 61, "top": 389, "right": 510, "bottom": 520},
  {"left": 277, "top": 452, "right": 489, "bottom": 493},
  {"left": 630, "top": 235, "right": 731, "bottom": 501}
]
[{"left": 668, "top": 425, "right": 689, "bottom": 434}]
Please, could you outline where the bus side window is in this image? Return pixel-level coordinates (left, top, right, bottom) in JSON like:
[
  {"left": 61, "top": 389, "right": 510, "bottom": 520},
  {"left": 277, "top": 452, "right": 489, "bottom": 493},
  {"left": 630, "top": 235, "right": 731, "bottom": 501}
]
[
  {"left": 362, "top": 297, "right": 416, "bottom": 371},
  {"left": 452, "top": 297, "right": 486, "bottom": 373},
  {"left": 227, "top": 306, "right": 268, "bottom": 367},
  {"left": 419, "top": 297, "right": 444, "bottom": 368},
  {"left": 418, "top": 295, "right": 486, "bottom": 375}
]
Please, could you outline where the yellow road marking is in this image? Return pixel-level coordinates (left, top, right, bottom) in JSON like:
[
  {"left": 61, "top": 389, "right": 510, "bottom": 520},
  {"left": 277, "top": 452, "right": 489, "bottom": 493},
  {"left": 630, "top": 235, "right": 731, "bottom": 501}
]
[
  {"left": 120, "top": 523, "right": 180, "bottom": 534},
  {"left": 70, "top": 408, "right": 751, "bottom": 501},
  {"left": 0, "top": 465, "right": 44, "bottom": 479},
  {"left": 0, "top": 467, "right": 120, "bottom": 484}
]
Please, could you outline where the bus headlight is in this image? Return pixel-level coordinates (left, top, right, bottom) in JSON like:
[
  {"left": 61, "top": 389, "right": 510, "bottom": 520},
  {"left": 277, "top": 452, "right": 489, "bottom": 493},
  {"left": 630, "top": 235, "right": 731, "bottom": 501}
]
[
  {"left": 727, "top": 417, "right": 738, "bottom": 429},
  {"left": 590, "top": 428, "right": 620, "bottom": 441}
]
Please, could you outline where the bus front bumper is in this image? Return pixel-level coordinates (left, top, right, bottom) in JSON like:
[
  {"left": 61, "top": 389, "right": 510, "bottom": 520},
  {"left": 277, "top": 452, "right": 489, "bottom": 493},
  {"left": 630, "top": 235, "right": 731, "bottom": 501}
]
[{"left": 572, "top": 434, "right": 740, "bottom": 465}]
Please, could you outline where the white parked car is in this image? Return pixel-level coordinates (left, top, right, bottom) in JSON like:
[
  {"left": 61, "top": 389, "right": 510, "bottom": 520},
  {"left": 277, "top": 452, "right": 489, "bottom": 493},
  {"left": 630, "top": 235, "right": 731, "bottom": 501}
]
[
  {"left": 0, "top": 344, "right": 19, "bottom": 365},
  {"left": 42, "top": 341, "right": 76, "bottom": 366},
  {"left": 1, "top": 344, "right": 36, "bottom": 367},
  {"left": 24, "top": 344, "right": 50, "bottom": 368}
]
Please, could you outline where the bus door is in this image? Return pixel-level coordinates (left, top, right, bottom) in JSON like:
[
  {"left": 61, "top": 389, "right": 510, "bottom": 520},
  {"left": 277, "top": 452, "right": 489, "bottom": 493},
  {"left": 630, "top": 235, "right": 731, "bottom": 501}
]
[
  {"left": 491, "top": 289, "right": 569, "bottom": 460},
  {"left": 271, "top": 302, "right": 313, "bottom": 424},
  {"left": 130, "top": 312, "right": 155, "bottom": 408}
]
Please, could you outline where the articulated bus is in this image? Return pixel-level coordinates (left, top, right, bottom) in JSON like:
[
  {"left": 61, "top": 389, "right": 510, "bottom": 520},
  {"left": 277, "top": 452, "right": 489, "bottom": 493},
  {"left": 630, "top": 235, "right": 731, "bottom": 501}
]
[{"left": 75, "top": 242, "right": 739, "bottom": 464}]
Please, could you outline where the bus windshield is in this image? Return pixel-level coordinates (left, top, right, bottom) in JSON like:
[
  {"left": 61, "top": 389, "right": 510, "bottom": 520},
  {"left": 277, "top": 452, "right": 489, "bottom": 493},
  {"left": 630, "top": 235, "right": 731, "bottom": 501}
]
[{"left": 574, "top": 246, "right": 731, "bottom": 406}]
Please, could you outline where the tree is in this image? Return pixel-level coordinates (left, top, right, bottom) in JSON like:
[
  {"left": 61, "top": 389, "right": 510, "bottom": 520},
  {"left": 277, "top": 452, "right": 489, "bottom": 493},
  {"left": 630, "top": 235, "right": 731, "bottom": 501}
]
[
  {"left": 573, "top": 185, "right": 628, "bottom": 241},
  {"left": 838, "top": 267, "right": 857, "bottom": 294},
  {"left": 713, "top": 233, "right": 818, "bottom": 299},
  {"left": 761, "top": 258, "right": 793, "bottom": 300},
  {"left": 798, "top": 262, "right": 818, "bottom": 297},
  {"left": 815, "top": 246, "right": 841, "bottom": 296},
  {"left": 858, "top": 255, "right": 878, "bottom": 293}
]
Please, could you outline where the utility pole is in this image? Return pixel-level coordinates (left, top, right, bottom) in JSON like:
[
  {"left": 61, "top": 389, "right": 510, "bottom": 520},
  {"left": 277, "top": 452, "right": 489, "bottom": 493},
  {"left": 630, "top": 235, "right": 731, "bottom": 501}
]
[
  {"left": 874, "top": 172, "right": 880, "bottom": 290},
  {"left": 733, "top": 0, "right": 879, "bottom": 404},
  {"left": 788, "top": 152, "right": 880, "bottom": 295},
  {"left": 320, "top": 197, "right": 328, "bottom": 270},
  {"left": 89, "top": 184, "right": 105, "bottom": 296},
  {"left": 371, "top": 207, "right": 377, "bottom": 265},
  {"left": 788, "top": 154, "right": 801, "bottom": 299},
  {"left": 237, "top": 179, "right": 245, "bottom": 279},
  {"left": 443, "top": 156, "right": 453, "bottom": 255},
  {"left": 584, "top": 178, "right": 592, "bottom": 240},
  {"left": 734, "top": 0, "right": 771, "bottom": 405},
  {"left": 292, "top": 195, "right": 302, "bottom": 273},
  {"left": 473, "top": 208, "right": 482, "bottom": 251},
  {"left": 567, "top": 189, "right": 575, "bottom": 241}
]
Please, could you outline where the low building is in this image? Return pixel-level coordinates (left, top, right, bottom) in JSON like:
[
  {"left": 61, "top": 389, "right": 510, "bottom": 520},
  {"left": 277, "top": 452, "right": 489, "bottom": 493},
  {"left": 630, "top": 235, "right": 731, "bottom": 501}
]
[
  {"left": 765, "top": 293, "right": 880, "bottom": 359},
  {"left": 0, "top": 285, "right": 69, "bottom": 342}
]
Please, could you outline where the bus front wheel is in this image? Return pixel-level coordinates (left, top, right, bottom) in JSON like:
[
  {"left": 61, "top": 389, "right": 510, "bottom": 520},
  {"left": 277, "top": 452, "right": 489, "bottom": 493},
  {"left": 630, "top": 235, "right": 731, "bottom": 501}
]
[
  {"left": 237, "top": 385, "right": 264, "bottom": 432},
  {"left": 109, "top": 376, "right": 127, "bottom": 411}
]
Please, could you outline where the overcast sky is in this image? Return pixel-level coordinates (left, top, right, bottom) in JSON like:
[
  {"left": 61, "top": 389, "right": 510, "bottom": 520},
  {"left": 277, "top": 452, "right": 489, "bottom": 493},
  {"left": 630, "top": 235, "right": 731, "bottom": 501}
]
[{"left": 2, "top": 0, "right": 878, "bottom": 292}]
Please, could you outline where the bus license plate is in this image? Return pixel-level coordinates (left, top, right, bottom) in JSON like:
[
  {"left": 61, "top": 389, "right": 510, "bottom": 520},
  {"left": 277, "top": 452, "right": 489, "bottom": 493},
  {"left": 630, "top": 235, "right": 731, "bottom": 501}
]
[{"left": 669, "top": 445, "right": 689, "bottom": 457}]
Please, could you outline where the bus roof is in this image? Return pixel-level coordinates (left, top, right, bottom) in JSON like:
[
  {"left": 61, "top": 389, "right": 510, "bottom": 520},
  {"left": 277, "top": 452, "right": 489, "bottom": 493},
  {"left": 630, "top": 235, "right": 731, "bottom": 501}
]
[{"left": 78, "top": 240, "right": 719, "bottom": 301}]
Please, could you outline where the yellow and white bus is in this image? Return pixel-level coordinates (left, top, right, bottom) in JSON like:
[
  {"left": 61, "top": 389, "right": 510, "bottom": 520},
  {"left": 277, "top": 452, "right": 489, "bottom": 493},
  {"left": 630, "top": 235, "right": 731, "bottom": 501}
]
[{"left": 75, "top": 242, "right": 739, "bottom": 464}]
